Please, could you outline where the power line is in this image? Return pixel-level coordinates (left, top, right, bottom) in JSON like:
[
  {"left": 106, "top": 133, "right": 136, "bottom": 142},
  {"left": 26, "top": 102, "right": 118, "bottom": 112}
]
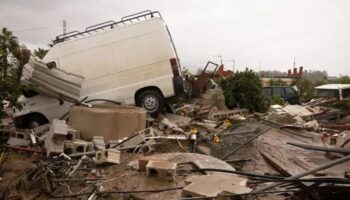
[{"left": 13, "top": 25, "right": 61, "bottom": 33}]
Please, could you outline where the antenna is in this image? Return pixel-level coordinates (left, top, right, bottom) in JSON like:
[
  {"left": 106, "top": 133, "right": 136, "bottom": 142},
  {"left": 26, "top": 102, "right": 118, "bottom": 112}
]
[
  {"left": 293, "top": 57, "right": 296, "bottom": 68},
  {"left": 212, "top": 55, "right": 223, "bottom": 65},
  {"left": 63, "top": 20, "right": 66, "bottom": 34}
]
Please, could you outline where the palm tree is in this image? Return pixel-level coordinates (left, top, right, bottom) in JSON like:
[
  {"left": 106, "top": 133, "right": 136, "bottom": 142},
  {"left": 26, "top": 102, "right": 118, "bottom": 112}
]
[
  {"left": 0, "top": 27, "right": 19, "bottom": 77},
  {"left": 13, "top": 45, "right": 31, "bottom": 81},
  {"left": 33, "top": 48, "right": 48, "bottom": 59}
]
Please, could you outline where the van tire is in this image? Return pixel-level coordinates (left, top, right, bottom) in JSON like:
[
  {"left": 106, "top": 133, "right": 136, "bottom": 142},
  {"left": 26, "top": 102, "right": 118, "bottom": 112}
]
[
  {"left": 26, "top": 114, "right": 48, "bottom": 128},
  {"left": 136, "top": 90, "right": 164, "bottom": 116}
]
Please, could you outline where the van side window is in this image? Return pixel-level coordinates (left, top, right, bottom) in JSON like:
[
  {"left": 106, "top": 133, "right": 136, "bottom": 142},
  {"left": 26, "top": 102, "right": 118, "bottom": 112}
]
[
  {"left": 22, "top": 89, "right": 39, "bottom": 98},
  {"left": 285, "top": 87, "right": 295, "bottom": 95},
  {"left": 262, "top": 88, "right": 272, "bottom": 97},
  {"left": 343, "top": 89, "right": 350, "bottom": 98},
  {"left": 272, "top": 87, "right": 284, "bottom": 96}
]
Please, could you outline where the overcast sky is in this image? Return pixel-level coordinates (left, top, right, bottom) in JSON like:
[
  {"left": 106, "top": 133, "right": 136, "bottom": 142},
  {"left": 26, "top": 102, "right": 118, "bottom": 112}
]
[{"left": 0, "top": 0, "right": 349, "bottom": 76}]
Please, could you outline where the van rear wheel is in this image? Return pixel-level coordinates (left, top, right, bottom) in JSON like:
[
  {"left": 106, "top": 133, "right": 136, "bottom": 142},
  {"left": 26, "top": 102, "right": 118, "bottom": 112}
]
[
  {"left": 26, "top": 114, "right": 48, "bottom": 128},
  {"left": 136, "top": 90, "right": 164, "bottom": 116}
]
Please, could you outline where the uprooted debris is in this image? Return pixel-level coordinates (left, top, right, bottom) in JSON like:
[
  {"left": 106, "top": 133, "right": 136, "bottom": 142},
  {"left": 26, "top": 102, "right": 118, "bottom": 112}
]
[{"left": 1, "top": 93, "right": 350, "bottom": 199}]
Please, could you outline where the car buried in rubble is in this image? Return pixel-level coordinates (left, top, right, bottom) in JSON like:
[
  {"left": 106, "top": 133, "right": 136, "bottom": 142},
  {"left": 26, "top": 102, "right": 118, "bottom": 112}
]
[{"left": 14, "top": 10, "right": 184, "bottom": 128}]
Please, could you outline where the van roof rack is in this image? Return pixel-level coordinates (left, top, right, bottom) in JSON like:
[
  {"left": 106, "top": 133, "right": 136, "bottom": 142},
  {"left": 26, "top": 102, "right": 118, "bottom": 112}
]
[{"left": 53, "top": 10, "right": 162, "bottom": 44}]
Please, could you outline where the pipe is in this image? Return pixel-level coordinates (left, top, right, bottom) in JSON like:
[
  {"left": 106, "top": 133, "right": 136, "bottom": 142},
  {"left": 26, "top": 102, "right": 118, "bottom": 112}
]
[
  {"left": 68, "top": 151, "right": 97, "bottom": 158},
  {"left": 3, "top": 144, "right": 43, "bottom": 153},
  {"left": 320, "top": 124, "right": 350, "bottom": 130},
  {"left": 191, "top": 168, "right": 286, "bottom": 180},
  {"left": 287, "top": 142, "right": 350, "bottom": 154},
  {"left": 253, "top": 154, "right": 350, "bottom": 193}
]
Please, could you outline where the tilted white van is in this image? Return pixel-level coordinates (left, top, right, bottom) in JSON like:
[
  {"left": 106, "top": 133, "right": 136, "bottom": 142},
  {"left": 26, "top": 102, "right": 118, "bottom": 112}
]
[{"left": 15, "top": 10, "right": 184, "bottom": 128}]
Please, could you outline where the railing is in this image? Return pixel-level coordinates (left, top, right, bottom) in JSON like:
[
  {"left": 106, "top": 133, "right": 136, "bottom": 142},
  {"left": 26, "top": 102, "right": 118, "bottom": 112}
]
[{"left": 53, "top": 10, "right": 162, "bottom": 44}]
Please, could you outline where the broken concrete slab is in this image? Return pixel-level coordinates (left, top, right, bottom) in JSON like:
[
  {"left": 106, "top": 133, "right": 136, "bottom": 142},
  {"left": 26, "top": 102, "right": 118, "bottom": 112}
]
[
  {"left": 164, "top": 113, "right": 191, "bottom": 127},
  {"left": 22, "top": 58, "right": 84, "bottom": 102},
  {"left": 182, "top": 173, "right": 251, "bottom": 198},
  {"left": 6, "top": 137, "right": 30, "bottom": 146},
  {"left": 195, "top": 144, "right": 211, "bottom": 155},
  {"left": 304, "top": 120, "right": 320, "bottom": 131},
  {"left": 93, "top": 136, "right": 106, "bottom": 150},
  {"left": 138, "top": 156, "right": 167, "bottom": 172},
  {"left": 113, "top": 133, "right": 145, "bottom": 150},
  {"left": 134, "top": 153, "right": 235, "bottom": 173},
  {"left": 267, "top": 112, "right": 298, "bottom": 125},
  {"left": 160, "top": 117, "right": 184, "bottom": 132},
  {"left": 146, "top": 160, "right": 177, "bottom": 181},
  {"left": 68, "top": 104, "right": 147, "bottom": 140}
]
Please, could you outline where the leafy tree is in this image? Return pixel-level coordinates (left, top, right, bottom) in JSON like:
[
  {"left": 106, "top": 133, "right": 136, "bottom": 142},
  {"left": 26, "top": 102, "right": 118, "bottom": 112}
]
[
  {"left": 0, "top": 27, "right": 19, "bottom": 77},
  {"left": 336, "top": 76, "right": 350, "bottom": 84},
  {"left": 13, "top": 45, "right": 31, "bottom": 81},
  {"left": 0, "top": 28, "right": 30, "bottom": 121},
  {"left": 268, "top": 78, "right": 288, "bottom": 86},
  {"left": 220, "top": 68, "right": 269, "bottom": 112},
  {"left": 268, "top": 95, "right": 285, "bottom": 105},
  {"left": 334, "top": 97, "right": 350, "bottom": 110},
  {"left": 33, "top": 47, "right": 48, "bottom": 59},
  {"left": 291, "top": 78, "right": 314, "bottom": 102},
  {"left": 0, "top": 75, "right": 23, "bottom": 118}
]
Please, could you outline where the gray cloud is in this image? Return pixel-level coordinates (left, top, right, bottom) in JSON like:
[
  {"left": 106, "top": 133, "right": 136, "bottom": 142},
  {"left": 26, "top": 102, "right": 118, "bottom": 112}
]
[{"left": 0, "top": 0, "right": 349, "bottom": 75}]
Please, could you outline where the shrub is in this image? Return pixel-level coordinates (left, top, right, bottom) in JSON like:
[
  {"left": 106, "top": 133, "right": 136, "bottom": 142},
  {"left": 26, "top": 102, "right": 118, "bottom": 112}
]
[
  {"left": 220, "top": 68, "right": 269, "bottom": 113},
  {"left": 291, "top": 78, "right": 314, "bottom": 102},
  {"left": 268, "top": 95, "right": 285, "bottom": 105}
]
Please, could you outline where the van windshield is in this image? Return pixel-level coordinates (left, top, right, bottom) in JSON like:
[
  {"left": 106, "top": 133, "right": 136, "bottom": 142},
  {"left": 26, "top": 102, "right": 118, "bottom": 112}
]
[{"left": 314, "top": 89, "right": 339, "bottom": 98}]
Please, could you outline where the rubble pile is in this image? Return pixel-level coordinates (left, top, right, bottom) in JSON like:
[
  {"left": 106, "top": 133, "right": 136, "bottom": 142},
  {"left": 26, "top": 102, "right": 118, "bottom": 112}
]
[{"left": 1, "top": 91, "right": 350, "bottom": 199}]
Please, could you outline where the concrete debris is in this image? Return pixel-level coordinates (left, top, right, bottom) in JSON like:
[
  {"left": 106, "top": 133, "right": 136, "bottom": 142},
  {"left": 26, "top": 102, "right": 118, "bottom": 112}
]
[
  {"left": 267, "top": 112, "right": 301, "bottom": 125},
  {"left": 3, "top": 85, "right": 350, "bottom": 200},
  {"left": 209, "top": 109, "right": 248, "bottom": 120},
  {"left": 160, "top": 117, "right": 184, "bottom": 132},
  {"left": 114, "top": 133, "right": 146, "bottom": 150},
  {"left": 195, "top": 144, "right": 211, "bottom": 155},
  {"left": 334, "top": 131, "right": 350, "bottom": 149},
  {"left": 303, "top": 120, "right": 320, "bottom": 131},
  {"left": 92, "top": 136, "right": 106, "bottom": 150},
  {"left": 94, "top": 149, "right": 121, "bottom": 165},
  {"left": 64, "top": 139, "right": 94, "bottom": 154},
  {"left": 44, "top": 119, "right": 68, "bottom": 157},
  {"left": 270, "top": 104, "right": 324, "bottom": 119},
  {"left": 182, "top": 174, "right": 251, "bottom": 197},
  {"left": 146, "top": 160, "right": 177, "bottom": 181},
  {"left": 6, "top": 137, "right": 30, "bottom": 146},
  {"left": 200, "top": 88, "right": 227, "bottom": 110},
  {"left": 138, "top": 156, "right": 167, "bottom": 172}
]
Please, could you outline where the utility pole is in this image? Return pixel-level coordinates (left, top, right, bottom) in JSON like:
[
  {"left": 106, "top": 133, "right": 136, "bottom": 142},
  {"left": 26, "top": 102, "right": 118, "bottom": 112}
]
[
  {"left": 232, "top": 59, "right": 235, "bottom": 71},
  {"left": 259, "top": 59, "right": 261, "bottom": 69},
  {"left": 63, "top": 20, "right": 66, "bottom": 34}
]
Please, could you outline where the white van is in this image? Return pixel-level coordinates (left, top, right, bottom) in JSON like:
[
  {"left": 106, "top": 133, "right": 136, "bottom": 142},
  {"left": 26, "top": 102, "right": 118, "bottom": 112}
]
[
  {"left": 314, "top": 84, "right": 350, "bottom": 100},
  {"left": 16, "top": 10, "right": 184, "bottom": 128}
]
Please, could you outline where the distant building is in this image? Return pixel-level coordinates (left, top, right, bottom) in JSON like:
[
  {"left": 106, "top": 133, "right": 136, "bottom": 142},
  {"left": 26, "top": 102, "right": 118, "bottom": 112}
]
[{"left": 260, "top": 67, "right": 303, "bottom": 86}]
